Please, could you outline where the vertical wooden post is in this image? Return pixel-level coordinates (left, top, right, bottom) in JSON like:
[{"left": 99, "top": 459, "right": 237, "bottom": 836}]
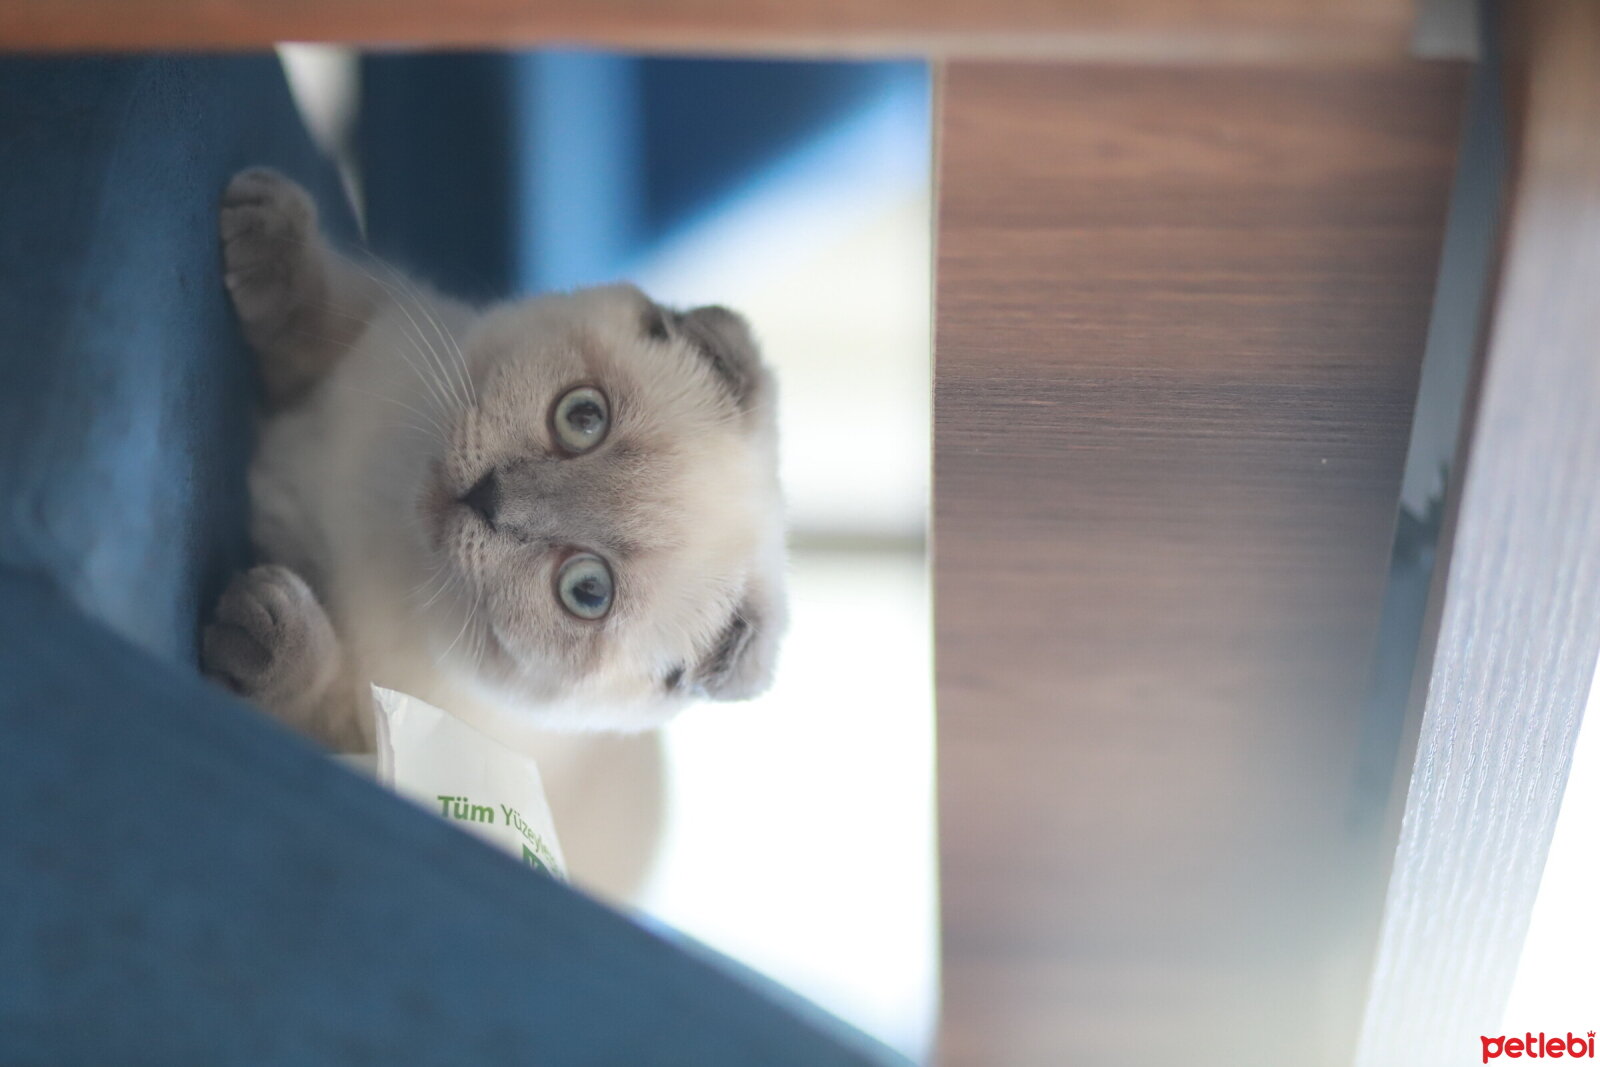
[{"left": 1356, "top": 1, "right": 1600, "bottom": 1059}]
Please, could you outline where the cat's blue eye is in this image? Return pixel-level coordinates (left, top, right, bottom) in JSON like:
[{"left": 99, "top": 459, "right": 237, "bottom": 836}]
[
  {"left": 551, "top": 385, "right": 609, "bottom": 454},
  {"left": 556, "top": 553, "right": 613, "bottom": 620}
]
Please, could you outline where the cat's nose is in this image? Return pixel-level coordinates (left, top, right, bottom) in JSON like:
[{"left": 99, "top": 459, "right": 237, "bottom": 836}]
[{"left": 461, "top": 469, "right": 500, "bottom": 528}]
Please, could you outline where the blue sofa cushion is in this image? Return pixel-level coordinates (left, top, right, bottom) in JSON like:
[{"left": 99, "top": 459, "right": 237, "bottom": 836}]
[{"left": 0, "top": 54, "right": 355, "bottom": 666}]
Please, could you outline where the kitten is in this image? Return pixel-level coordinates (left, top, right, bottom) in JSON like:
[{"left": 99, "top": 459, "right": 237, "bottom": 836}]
[{"left": 202, "top": 168, "right": 786, "bottom": 756}]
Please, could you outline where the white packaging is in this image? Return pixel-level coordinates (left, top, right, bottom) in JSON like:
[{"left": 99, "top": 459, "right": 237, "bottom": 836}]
[{"left": 355, "top": 686, "right": 566, "bottom": 879}]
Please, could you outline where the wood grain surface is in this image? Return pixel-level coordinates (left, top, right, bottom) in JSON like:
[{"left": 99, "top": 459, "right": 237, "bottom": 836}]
[
  {"left": 0, "top": 0, "right": 1418, "bottom": 60},
  {"left": 934, "top": 61, "right": 1465, "bottom": 1065},
  {"left": 1355, "top": 0, "right": 1600, "bottom": 1058}
]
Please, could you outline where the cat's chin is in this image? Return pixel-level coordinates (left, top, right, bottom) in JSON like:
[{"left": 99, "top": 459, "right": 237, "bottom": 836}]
[{"left": 443, "top": 645, "right": 691, "bottom": 734}]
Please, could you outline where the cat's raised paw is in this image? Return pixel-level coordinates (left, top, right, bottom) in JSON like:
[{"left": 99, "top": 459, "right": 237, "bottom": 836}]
[
  {"left": 219, "top": 167, "right": 321, "bottom": 341},
  {"left": 202, "top": 564, "right": 339, "bottom": 711}
]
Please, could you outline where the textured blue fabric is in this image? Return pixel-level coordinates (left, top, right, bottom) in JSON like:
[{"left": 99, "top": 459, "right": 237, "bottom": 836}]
[
  {"left": 0, "top": 54, "right": 354, "bottom": 667},
  {"left": 0, "top": 569, "right": 907, "bottom": 1066}
]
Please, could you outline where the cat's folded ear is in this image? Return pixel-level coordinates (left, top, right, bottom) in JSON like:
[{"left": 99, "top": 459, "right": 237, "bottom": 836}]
[
  {"left": 690, "top": 577, "right": 786, "bottom": 702},
  {"left": 675, "top": 305, "right": 773, "bottom": 412}
]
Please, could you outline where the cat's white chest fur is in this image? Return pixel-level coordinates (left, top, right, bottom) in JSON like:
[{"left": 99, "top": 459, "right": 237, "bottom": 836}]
[{"left": 251, "top": 307, "right": 463, "bottom": 703}]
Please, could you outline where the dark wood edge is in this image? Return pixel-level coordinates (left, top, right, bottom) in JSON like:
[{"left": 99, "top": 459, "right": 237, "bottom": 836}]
[{"left": 0, "top": 1, "right": 1420, "bottom": 61}]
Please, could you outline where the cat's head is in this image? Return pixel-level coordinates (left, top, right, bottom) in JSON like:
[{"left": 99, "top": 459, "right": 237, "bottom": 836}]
[{"left": 414, "top": 283, "right": 786, "bottom": 731}]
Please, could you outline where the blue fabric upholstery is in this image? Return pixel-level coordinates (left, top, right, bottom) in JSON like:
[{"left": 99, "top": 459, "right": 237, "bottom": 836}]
[
  {"left": 0, "top": 570, "right": 904, "bottom": 1065},
  {"left": 0, "top": 54, "right": 354, "bottom": 666}
]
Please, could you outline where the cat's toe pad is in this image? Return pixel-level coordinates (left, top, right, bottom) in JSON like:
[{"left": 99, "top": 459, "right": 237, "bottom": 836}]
[
  {"left": 203, "top": 564, "right": 337, "bottom": 708},
  {"left": 219, "top": 167, "right": 319, "bottom": 335}
]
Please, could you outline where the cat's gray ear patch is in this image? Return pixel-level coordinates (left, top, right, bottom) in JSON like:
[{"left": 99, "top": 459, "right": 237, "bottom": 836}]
[
  {"left": 691, "top": 598, "right": 779, "bottom": 702},
  {"left": 641, "top": 301, "right": 672, "bottom": 343},
  {"left": 675, "top": 306, "right": 768, "bottom": 409}
]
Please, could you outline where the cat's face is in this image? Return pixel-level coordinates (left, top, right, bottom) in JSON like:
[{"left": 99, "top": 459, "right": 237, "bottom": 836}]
[{"left": 412, "top": 284, "right": 785, "bottom": 731}]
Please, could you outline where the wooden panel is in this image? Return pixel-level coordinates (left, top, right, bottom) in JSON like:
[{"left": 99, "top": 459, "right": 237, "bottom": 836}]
[
  {"left": 0, "top": 0, "right": 1418, "bottom": 60},
  {"left": 1355, "top": 0, "right": 1600, "bottom": 1057},
  {"left": 934, "top": 61, "right": 1464, "bottom": 1064}
]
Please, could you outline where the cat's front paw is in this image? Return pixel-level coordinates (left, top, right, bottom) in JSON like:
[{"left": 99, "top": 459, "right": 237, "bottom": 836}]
[
  {"left": 202, "top": 564, "right": 339, "bottom": 714},
  {"left": 219, "top": 168, "right": 322, "bottom": 343}
]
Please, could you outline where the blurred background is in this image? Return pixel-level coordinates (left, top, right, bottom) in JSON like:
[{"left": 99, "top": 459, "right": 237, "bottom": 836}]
[{"left": 280, "top": 47, "right": 938, "bottom": 1061}]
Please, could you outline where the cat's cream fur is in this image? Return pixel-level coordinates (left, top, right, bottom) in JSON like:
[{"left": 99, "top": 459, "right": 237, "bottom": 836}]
[{"left": 202, "top": 168, "right": 787, "bottom": 761}]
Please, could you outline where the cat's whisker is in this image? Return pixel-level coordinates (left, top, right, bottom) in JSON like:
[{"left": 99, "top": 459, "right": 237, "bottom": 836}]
[
  {"left": 471, "top": 617, "right": 490, "bottom": 675},
  {"left": 341, "top": 254, "right": 463, "bottom": 419},
  {"left": 412, "top": 281, "right": 476, "bottom": 409},
  {"left": 407, "top": 294, "right": 473, "bottom": 415},
  {"left": 352, "top": 304, "right": 456, "bottom": 421},
  {"left": 443, "top": 324, "right": 476, "bottom": 407},
  {"left": 387, "top": 309, "right": 462, "bottom": 421},
  {"left": 405, "top": 553, "right": 450, "bottom": 598},
  {"left": 388, "top": 422, "right": 444, "bottom": 448},
  {"left": 330, "top": 384, "right": 450, "bottom": 441},
  {"left": 372, "top": 258, "right": 477, "bottom": 410},
  {"left": 234, "top": 233, "right": 469, "bottom": 419},
  {"left": 418, "top": 568, "right": 457, "bottom": 611},
  {"left": 405, "top": 563, "right": 447, "bottom": 601},
  {"left": 354, "top": 255, "right": 470, "bottom": 417},
  {"left": 407, "top": 575, "right": 445, "bottom": 612},
  {"left": 253, "top": 338, "right": 447, "bottom": 445},
  {"left": 437, "top": 581, "right": 480, "bottom": 664},
  {"left": 326, "top": 398, "right": 446, "bottom": 450}
]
